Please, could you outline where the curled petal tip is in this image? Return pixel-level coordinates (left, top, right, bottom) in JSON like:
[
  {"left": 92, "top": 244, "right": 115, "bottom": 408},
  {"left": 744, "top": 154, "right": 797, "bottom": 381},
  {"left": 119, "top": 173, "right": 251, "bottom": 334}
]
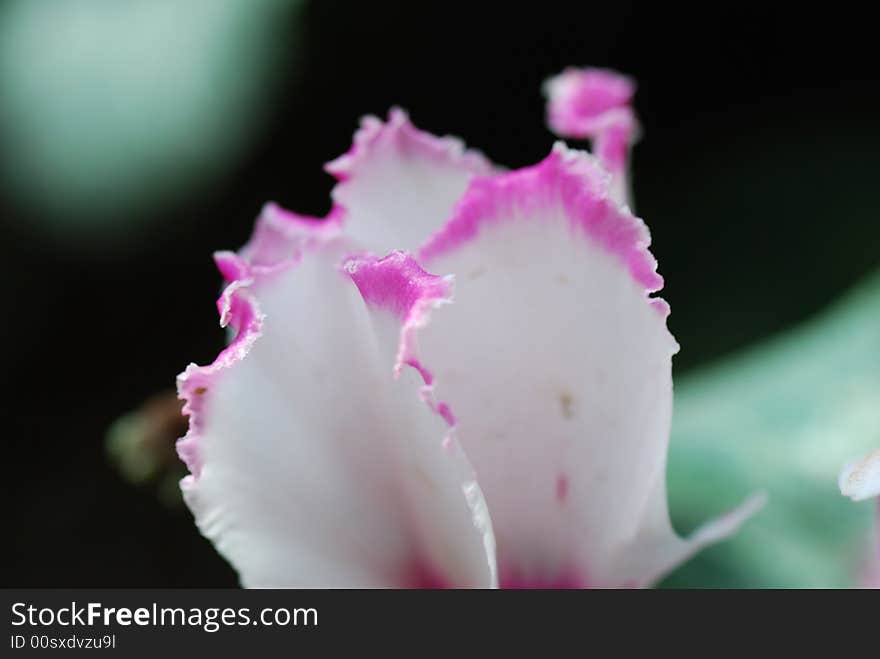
[
  {"left": 544, "top": 67, "right": 639, "bottom": 206},
  {"left": 543, "top": 67, "right": 637, "bottom": 139},
  {"left": 344, "top": 251, "right": 454, "bottom": 322}
]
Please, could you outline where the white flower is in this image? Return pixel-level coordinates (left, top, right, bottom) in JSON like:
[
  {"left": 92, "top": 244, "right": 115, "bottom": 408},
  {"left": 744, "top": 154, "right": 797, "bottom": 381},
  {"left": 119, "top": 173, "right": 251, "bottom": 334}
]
[{"left": 176, "top": 68, "right": 761, "bottom": 588}]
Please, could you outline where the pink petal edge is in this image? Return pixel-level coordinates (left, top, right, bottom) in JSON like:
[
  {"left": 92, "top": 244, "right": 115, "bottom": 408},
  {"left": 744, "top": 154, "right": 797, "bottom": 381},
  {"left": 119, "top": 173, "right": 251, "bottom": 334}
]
[
  {"left": 418, "top": 142, "right": 670, "bottom": 318},
  {"left": 237, "top": 202, "right": 344, "bottom": 273},
  {"left": 325, "top": 107, "right": 495, "bottom": 183},
  {"left": 177, "top": 203, "right": 344, "bottom": 480},
  {"left": 344, "top": 251, "right": 458, "bottom": 426},
  {"left": 176, "top": 289, "right": 264, "bottom": 480}
]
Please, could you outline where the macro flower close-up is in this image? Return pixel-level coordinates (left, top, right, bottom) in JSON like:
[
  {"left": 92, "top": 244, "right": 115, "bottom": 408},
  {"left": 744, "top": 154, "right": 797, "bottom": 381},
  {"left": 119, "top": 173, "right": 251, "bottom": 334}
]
[
  {"left": 5, "top": 3, "right": 879, "bottom": 623},
  {"left": 177, "top": 72, "right": 763, "bottom": 587}
]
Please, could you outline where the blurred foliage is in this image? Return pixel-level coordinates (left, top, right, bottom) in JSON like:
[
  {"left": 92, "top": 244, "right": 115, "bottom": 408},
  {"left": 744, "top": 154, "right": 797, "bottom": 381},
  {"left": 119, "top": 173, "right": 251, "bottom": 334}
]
[
  {"left": 0, "top": 0, "right": 303, "bottom": 249},
  {"left": 663, "top": 271, "right": 880, "bottom": 587}
]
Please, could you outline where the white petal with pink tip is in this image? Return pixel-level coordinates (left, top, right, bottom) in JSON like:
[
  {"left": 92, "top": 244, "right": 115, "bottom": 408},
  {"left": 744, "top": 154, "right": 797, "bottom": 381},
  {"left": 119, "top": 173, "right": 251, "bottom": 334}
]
[
  {"left": 412, "top": 144, "right": 760, "bottom": 587},
  {"left": 178, "top": 239, "right": 496, "bottom": 588},
  {"left": 326, "top": 108, "right": 494, "bottom": 255}
]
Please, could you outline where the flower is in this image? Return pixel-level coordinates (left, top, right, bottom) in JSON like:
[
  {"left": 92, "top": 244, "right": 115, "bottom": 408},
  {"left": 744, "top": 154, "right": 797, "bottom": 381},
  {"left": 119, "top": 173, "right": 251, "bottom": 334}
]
[
  {"left": 176, "top": 66, "right": 761, "bottom": 588},
  {"left": 840, "top": 450, "right": 880, "bottom": 501}
]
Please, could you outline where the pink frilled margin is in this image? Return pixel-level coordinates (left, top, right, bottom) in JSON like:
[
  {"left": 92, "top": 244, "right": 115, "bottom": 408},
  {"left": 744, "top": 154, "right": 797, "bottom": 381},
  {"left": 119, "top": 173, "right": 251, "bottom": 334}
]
[
  {"left": 237, "top": 202, "right": 343, "bottom": 271},
  {"left": 325, "top": 107, "right": 494, "bottom": 183},
  {"left": 418, "top": 142, "right": 670, "bottom": 319},
  {"left": 176, "top": 288, "right": 264, "bottom": 480},
  {"left": 177, "top": 205, "right": 344, "bottom": 479},
  {"left": 344, "top": 251, "right": 458, "bottom": 427}
]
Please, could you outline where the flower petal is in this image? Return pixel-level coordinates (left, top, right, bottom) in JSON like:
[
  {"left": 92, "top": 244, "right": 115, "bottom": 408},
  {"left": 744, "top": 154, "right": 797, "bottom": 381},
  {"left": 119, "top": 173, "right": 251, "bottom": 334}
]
[
  {"left": 325, "top": 108, "right": 494, "bottom": 254},
  {"left": 840, "top": 449, "right": 880, "bottom": 501},
  {"left": 608, "top": 486, "right": 766, "bottom": 586},
  {"left": 178, "top": 238, "right": 496, "bottom": 588},
  {"left": 413, "top": 143, "right": 758, "bottom": 587},
  {"left": 344, "top": 250, "right": 498, "bottom": 577},
  {"left": 543, "top": 67, "right": 639, "bottom": 205},
  {"left": 238, "top": 202, "right": 343, "bottom": 268}
]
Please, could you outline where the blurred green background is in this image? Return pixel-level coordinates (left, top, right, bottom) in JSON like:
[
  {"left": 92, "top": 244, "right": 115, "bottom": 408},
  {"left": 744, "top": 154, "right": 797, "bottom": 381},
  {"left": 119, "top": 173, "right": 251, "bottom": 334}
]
[{"left": 2, "top": 1, "right": 877, "bottom": 586}]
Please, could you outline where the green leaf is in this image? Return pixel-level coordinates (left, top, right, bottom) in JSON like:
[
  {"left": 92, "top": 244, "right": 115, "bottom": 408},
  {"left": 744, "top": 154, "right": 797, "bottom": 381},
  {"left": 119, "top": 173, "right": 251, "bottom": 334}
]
[{"left": 662, "top": 272, "right": 880, "bottom": 587}]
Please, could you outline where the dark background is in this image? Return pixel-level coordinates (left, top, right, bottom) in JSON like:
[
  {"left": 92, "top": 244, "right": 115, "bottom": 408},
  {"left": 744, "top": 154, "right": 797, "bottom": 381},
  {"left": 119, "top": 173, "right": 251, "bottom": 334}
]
[{"left": 3, "top": 2, "right": 877, "bottom": 586}]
